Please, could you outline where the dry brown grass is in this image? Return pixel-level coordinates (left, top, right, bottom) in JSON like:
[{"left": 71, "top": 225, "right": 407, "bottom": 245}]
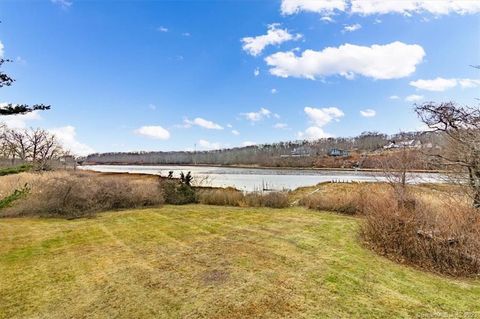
[
  {"left": 298, "top": 183, "right": 387, "bottom": 215},
  {"left": 0, "top": 171, "right": 164, "bottom": 218},
  {"left": 197, "top": 188, "right": 244, "bottom": 206},
  {"left": 297, "top": 182, "right": 480, "bottom": 276},
  {"left": 359, "top": 186, "right": 480, "bottom": 277},
  {"left": 197, "top": 188, "right": 290, "bottom": 208}
]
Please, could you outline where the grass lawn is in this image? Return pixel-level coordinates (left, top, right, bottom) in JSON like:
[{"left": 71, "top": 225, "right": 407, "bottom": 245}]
[{"left": 1, "top": 205, "right": 479, "bottom": 318}]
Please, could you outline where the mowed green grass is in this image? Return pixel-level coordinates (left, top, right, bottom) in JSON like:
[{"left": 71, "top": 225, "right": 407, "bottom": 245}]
[{"left": 1, "top": 205, "right": 479, "bottom": 319}]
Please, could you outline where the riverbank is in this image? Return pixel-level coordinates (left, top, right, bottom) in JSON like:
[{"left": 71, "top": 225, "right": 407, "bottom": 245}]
[{"left": 81, "top": 162, "right": 446, "bottom": 174}]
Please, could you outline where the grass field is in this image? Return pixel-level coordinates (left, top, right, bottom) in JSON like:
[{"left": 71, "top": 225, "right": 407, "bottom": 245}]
[{"left": 1, "top": 205, "right": 479, "bottom": 318}]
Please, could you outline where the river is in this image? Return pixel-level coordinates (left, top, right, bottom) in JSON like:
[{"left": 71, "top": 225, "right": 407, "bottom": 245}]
[{"left": 80, "top": 165, "right": 445, "bottom": 192}]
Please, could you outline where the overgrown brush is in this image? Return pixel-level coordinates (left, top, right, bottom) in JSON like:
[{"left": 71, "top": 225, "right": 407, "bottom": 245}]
[
  {"left": 0, "top": 171, "right": 164, "bottom": 218},
  {"left": 243, "top": 192, "right": 290, "bottom": 208},
  {"left": 197, "top": 188, "right": 243, "bottom": 206},
  {"left": 198, "top": 188, "right": 290, "bottom": 208},
  {"left": 360, "top": 192, "right": 480, "bottom": 277},
  {"left": 299, "top": 183, "right": 377, "bottom": 215}
]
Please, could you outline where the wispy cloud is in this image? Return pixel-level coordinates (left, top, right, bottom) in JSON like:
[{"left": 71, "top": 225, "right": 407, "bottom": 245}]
[
  {"left": 198, "top": 139, "right": 223, "bottom": 150},
  {"left": 241, "top": 107, "right": 272, "bottom": 122},
  {"left": 343, "top": 23, "right": 361, "bottom": 32},
  {"left": 360, "top": 109, "right": 376, "bottom": 117},
  {"left": 184, "top": 117, "right": 223, "bottom": 130},
  {"left": 242, "top": 23, "right": 302, "bottom": 56},
  {"left": 405, "top": 94, "right": 424, "bottom": 102},
  {"left": 281, "top": 0, "right": 480, "bottom": 16},
  {"left": 410, "top": 77, "right": 480, "bottom": 91},
  {"left": 157, "top": 26, "right": 169, "bottom": 32},
  {"left": 51, "top": 0, "right": 72, "bottom": 9},
  {"left": 273, "top": 123, "right": 288, "bottom": 129},
  {"left": 134, "top": 125, "right": 171, "bottom": 140}
]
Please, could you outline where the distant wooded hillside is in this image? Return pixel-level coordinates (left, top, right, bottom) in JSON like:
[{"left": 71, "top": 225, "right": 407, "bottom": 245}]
[{"left": 84, "top": 131, "right": 445, "bottom": 169}]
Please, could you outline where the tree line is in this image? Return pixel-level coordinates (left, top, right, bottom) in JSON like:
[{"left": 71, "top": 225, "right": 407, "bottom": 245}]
[{"left": 84, "top": 130, "right": 444, "bottom": 168}]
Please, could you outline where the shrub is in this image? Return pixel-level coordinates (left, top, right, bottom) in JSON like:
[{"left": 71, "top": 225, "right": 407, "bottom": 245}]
[
  {"left": 162, "top": 180, "right": 196, "bottom": 205},
  {"left": 299, "top": 183, "right": 374, "bottom": 215},
  {"left": 0, "top": 171, "right": 164, "bottom": 218},
  {"left": 197, "top": 188, "right": 243, "bottom": 206},
  {"left": 360, "top": 193, "right": 480, "bottom": 277},
  {"left": 244, "top": 192, "right": 290, "bottom": 208}
]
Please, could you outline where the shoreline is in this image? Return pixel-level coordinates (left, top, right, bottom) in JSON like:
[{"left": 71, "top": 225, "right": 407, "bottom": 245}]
[{"left": 80, "top": 163, "right": 446, "bottom": 174}]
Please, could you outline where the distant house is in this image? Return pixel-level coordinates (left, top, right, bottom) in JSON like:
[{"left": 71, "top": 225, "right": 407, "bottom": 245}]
[
  {"left": 383, "top": 140, "right": 422, "bottom": 150},
  {"left": 328, "top": 148, "right": 349, "bottom": 157}
]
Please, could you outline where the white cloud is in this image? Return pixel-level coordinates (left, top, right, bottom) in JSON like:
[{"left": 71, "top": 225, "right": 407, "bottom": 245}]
[
  {"left": 226, "top": 123, "right": 233, "bottom": 128},
  {"left": 184, "top": 117, "right": 223, "bottom": 130},
  {"left": 350, "top": 0, "right": 480, "bottom": 16},
  {"left": 51, "top": 0, "right": 72, "bottom": 8},
  {"left": 241, "top": 107, "right": 272, "bottom": 122},
  {"left": 134, "top": 125, "right": 171, "bottom": 140},
  {"left": 198, "top": 139, "right": 222, "bottom": 150},
  {"left": 281, "top": 0, "right": 347, "bottom": 15},
  {"left": 254, "top": 68, "right": 260, "bottom": 77},
  {"left": 343, "top": 23, "right": 362, "bottom": 32},
  {"left": 410, "top": 77, "right": 480, "bottom": 91},
  {"left": 271, "top": 88, "right": 278, "bottom": 94},
  {"left": 321, "top": 16, "right": 335, "bottom": 23},
  {"left": 304, "top": 106, "right": 344, "bottom": 127},
  {"left": 405, "top": 94, "right": 424, "bottom": 102},
  {"left": 389, "top": 95, "right": 400, "bottom": 100},
  {"left": 458, "top": 78, "right": 480, "bottom": 88},
  {"left": 265, "top": 41, "right": 425, "bottom": 80},
  {"left": 242, "top": 23, "right": 302, "bottom": 56},
  {"left": 0, "top": 41, "right": 4, "bottom": 57},
  {"left": 299, "top": 106, "right": 343, "bottom": 139},
  {"left": 360, "top": 109, "right": 376, "bottom": 117},
  {"left": 281, "top": 0, "right": 480, "bottom": 16},
  {"left": 148, "top": 104, "right": 157, "bottom": 110},
  {"left": 241, "top": 141, "right": 257, "bottom": 147},
  {"left": 49, "top": 126, "right": 94, "bottom": 156},
  {"left": 157, "top": 26, "right": 169, "bottom": 32},
  {"left": 297, "top": 126, "right": 332, "bottom": 140},
  {"left": 274, "top": 123, "right": 288, "bottom": 129},
  {"left": 231, "top": 130, "right": 240, "bottom": 135},
  {"left": 0, "top": 107, "right": 42, "bottom": 129},
  {"left": 182, "top": 32, "right": 191, "bottom": 37}
]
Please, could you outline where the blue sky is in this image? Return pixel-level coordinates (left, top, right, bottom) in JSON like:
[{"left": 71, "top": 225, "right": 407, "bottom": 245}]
[{"left": 0, "top": 0, "right": 479, "bottom": 155}]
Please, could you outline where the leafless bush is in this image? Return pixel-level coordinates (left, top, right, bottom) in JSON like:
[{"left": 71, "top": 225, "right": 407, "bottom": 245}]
[
  {"left": 0, "top": 171, "right": 164, "bottom": 218},
  {"left": 244, "top": 191, "right": 290, "bottom": 208},
  {"left": 197, "top": 188, "right": 243, "bottom": 206},
  {"left": 361, "top": 192, "right": 480, "bottom": 277},
  {"left": 299, "top": 183, "right": 378, "bottom": 215},
  {"left": 197, "top": 188, "right": 290, "bottom": 208}
]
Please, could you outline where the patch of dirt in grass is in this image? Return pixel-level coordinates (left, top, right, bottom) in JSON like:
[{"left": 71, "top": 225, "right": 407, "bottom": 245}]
[{"left": 201, "top": 269, "right": 229, "bottom": 285}]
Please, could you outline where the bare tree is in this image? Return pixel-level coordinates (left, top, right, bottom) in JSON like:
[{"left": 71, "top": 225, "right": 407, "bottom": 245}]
[
  {"left": 415, "top": 102, "right": 480, "bottom": 208},
  {"left": 378, "top": 145, "right": 424, "bottom": 205},
  {"left": 1, "top": 127, "right": 64, "bottom": 169}
]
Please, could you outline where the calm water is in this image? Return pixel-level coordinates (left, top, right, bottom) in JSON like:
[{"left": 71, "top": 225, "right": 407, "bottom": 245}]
[{"left": 80, "top": 165, "right": 444, "bottom": 192}]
